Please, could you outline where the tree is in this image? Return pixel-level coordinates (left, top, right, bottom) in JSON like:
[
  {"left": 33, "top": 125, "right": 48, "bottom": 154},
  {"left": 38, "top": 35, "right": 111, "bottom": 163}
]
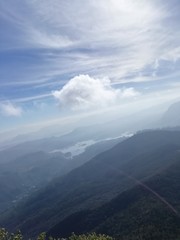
[{"left": 0, "top": 229, "right": 113, "bottom": 240}]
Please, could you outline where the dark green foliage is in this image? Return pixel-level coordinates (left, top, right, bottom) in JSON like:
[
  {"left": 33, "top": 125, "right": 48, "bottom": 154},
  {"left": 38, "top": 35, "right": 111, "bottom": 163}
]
[
  {"left": 0, "top": 228, "right": 23, "bottom": 240},
  {"left": 48, "top": 156, "right": 180, "bottom": 240},
  {"left": 0, "top": 229, "right": 112, "bottom": 240}
]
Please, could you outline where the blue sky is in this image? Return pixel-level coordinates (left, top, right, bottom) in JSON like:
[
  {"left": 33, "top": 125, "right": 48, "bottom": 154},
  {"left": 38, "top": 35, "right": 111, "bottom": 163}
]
[{"left": 0, "top": 0, "right": 180, "bottom": 133}]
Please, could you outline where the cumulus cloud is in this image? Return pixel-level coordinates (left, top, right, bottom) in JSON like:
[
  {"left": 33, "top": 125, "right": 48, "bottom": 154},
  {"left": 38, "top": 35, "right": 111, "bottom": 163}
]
[
  {"left": 0, "top": 102, "right": 22, "bottom": 116},
  {"left": 52, "top": 75, "right": 139, "bottom": 111}
]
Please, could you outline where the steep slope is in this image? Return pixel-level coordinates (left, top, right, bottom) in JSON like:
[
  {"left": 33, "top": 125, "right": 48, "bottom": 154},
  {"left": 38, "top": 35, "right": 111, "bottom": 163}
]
[
  {"left": 48, "top": 154, "right": 180, "bottom": 240},
  {"left": 1, "top": 130, "right": 180, "bottom": 237}
]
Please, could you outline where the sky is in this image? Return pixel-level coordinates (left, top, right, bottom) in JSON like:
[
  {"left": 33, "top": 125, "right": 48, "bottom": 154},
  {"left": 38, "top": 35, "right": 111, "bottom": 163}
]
[{"left": 0, "top": 0, "right": 180, "bottom": 135}]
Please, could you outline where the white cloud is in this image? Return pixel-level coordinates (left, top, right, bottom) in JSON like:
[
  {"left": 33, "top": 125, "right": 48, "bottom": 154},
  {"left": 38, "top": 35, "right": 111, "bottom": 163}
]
[
  {"left": 1, "top": 0, "right": 180, "bottom": 109},
  {"left": 0, "top": 0, "right": 172, "bottom": 82},
  {"left": 120, "top": 88, "right": 140, "bottom": 98},
  {"left": 52, "top": 75, "right": 139, "bottom": 111},
  {"left": 29, "top": 28, "right": 73, "bottom": 48},
  {"left": 160, "top": 47, "right": 180, "bottom": 62},
  {"left": 0, "top": 102, "right": 22, "bottom": 117}
]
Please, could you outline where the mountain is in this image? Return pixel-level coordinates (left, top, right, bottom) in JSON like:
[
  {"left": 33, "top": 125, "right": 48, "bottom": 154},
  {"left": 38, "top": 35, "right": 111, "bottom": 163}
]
[
  {"left": 0, "top": 125, "right": 126, "bottom": 164},
  {"left": 0, "top": 151, "right": 68, "bottom": 213},
  {"left": 0, "top": 100, "right": 162, "bottom": 155},
  {"left": 161, "top": 101, "right": 180, "bottom": 127},
  {"left": 48, "top": 153, "right": 180, "bottom": 240},
  {"left": 1, "top": 129, "right": 180, "bottom": 237},
  {"left": 0, "top": 137, "right": 125, "bottom": 214}
]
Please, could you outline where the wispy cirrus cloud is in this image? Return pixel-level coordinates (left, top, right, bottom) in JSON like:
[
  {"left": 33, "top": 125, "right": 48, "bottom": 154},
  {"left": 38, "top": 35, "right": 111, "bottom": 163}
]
[{"left": 1, "top": 0, "right": 180, "bottom": 85}]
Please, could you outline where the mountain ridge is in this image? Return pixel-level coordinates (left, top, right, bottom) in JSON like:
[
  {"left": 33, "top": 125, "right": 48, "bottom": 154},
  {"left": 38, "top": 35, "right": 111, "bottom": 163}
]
[
  {"left": 1, "top": 129, "right": 180, "bottom": 237},
  {"left": 48, "top": 154, "right": 180, "bottom": 239}
]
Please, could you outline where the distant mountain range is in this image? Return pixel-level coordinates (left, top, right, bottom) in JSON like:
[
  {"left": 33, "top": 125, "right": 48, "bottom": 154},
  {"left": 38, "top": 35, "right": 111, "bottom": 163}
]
[
  {"left": 161, "top": 101, "right": 180, "bottom": 127},
  {"left": 0, "top": 136, "right": 124, "bottom": 214},
  {"left": 1, "top": 129, "right": 180, "bottom": 239},
  {"left": 0, "top": 100, "right": 163, "bottom": 152},
  {"left": 0, "top": 151, "right": 67, "bottom": 213}
]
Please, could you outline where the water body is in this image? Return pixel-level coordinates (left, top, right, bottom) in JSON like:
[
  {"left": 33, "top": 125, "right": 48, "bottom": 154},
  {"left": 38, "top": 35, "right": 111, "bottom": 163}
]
[{"left": 50, "top": 132, "right": 133, "bottom": 157}]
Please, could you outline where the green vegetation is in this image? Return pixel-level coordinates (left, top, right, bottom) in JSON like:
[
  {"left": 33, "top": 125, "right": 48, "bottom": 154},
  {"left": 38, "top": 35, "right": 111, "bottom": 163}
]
[
  {"left": 0, "top": 229, "right": 112, "bottom": 240},
  {"left": 47, "top": 155, "right": 180, "bottom": 240},
  {"left": 0, "top": 228, "right": 22, "bottom": 240}
]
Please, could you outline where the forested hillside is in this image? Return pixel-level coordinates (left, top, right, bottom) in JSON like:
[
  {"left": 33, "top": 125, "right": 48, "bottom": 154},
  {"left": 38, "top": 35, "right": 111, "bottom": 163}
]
[
  {"left": 1, "top": 130, "right": 180, "bottom": 239},
  {"left": 48, "top": 152, "right": 180, "bottom": 240}
]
